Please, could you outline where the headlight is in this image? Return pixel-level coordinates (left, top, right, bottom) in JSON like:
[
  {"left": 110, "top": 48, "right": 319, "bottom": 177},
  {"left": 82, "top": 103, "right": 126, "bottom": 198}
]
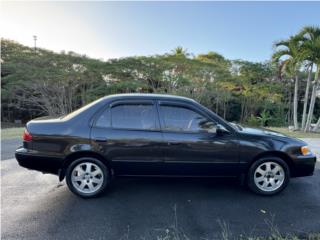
[{"left": 301, "top": 146, "right": 312, "bottom": 156}]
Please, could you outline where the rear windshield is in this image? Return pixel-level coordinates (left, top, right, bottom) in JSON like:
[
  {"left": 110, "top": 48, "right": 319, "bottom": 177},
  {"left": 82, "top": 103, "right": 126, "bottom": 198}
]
[{"left": 61, "top": 98, "right": 103, "bottom": 120}]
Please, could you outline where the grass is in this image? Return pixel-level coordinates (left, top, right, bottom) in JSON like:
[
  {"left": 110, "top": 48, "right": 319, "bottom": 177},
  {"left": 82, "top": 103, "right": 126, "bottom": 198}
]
[
  {"left": 1, "top": 127, "right": 24, "bottom": 140},
  {"left": 267, "top": 127, "right": 320, "bottom": 139}
]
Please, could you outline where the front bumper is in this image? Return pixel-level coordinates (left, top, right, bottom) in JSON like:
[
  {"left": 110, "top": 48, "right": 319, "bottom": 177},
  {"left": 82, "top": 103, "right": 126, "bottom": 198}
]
[
  {"left": 291, "top": 153, "right": 317, "bottom": 177},
  {"left": 15, "top": 147, "right": 63, "bottom": 175}
]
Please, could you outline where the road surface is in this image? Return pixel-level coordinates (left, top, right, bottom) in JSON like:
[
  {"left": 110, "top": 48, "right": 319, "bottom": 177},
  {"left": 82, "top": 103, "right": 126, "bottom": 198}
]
[{"left": 1, "top": 138, "right": 319, "bottom": 239}]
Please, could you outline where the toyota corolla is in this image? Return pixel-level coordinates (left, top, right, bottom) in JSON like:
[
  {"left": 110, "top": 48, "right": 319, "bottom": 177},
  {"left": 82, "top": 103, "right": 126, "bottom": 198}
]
[{"left": 15, "top": 94, "right": 316, "bottom": 198}]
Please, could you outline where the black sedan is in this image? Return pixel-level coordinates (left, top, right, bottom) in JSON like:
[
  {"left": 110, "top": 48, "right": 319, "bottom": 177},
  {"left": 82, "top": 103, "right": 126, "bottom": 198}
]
[{"left": 16, "top": 94, "right": 316, "bottom": 198}]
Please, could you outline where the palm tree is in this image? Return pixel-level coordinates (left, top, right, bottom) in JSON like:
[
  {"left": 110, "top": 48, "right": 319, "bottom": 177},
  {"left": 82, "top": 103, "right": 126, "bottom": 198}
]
[
  {"left": 171, "top": 46, "right": 189, "bottom": 57},
  {"left": 298, "top": 26, "right": 320, "bottom": 132},
  {"left": 273, "top": 36, "right": 303, "bottom": 130}
]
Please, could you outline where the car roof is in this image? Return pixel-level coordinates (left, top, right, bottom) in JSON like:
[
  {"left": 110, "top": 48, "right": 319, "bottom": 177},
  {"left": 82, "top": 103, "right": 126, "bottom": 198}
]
[{"left": 103, "top": 93, "right": 197, "bottom": 103}]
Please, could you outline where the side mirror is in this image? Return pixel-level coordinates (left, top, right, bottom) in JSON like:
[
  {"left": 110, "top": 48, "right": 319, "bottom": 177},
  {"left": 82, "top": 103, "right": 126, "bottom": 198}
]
[
  {"left": 207, "top": 127, "right": 217, "bottom": 134},
  {"left": 216, "top": 125, "right": 230, "bottom": 136}
]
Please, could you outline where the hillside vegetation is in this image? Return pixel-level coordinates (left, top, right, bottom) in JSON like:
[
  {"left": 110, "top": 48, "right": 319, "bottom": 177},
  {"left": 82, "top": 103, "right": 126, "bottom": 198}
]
[{"left": 1, "top": 28, "right": 319, "bottom": 130}]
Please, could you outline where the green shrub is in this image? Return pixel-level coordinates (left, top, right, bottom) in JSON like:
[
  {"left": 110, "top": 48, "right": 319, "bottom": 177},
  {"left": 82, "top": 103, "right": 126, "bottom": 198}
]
[{"left": 246, "top": 115, "right": 261, "bottom": 127}]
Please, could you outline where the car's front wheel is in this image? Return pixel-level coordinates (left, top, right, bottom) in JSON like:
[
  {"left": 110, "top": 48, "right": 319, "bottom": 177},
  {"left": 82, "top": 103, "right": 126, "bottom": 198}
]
[
  {"left": 66, "top": 157, "right": 110, "bottom": 198},
  {"left": 247, "top": 157, "right": 290, "bottom": 195}
]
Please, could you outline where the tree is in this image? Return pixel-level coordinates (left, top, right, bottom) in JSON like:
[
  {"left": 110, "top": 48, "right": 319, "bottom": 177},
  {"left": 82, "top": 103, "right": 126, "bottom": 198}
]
[
  {"left": 231, "top": 60, "right": 281, "bottom": 123},
  {"left": 197, "top": 51, "right": 231, "bottom": 68},
  {"left": 273, "top": 36, "right": 303, "bottom": 130},
  {"left": 0, "top": 39, "right": 290, "bottom": 126},
  {"left": 1, "top": 39, "right": 107, "bottom": 118},
  {"left": 298, "top": 26, "right": 320, "bottom": 132},
  {"left": 170, "top": 46, "right": 189, "bottom": 57}
]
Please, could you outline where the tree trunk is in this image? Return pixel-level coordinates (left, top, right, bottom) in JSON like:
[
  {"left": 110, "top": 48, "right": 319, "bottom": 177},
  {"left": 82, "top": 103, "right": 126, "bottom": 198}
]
[
  {"left": 240, "top": 99, "right": 246, "bottom": 123},
  {"left": 223, "top": 99, "right": 227, "bottom": 119},
  {"left": 301, "top": 64, "right": 313, "bottom": 129},
  {"left": 215, "top": 97, "right": 219, "bottom": 114},
  {"left": 287, "top": 84, "right": 292, "bottom": 126},
  {"left": 304, "top": 85, "right": 317, "bottom": 132},
  {"left": 313, "top": 117, "right": 320, "bottom": 132},
  {"left": 304, "top": 67, "right": 320, "bottom": 132},
  {"left": 293, "top": 76, "right": 299, "bottom": 130}
]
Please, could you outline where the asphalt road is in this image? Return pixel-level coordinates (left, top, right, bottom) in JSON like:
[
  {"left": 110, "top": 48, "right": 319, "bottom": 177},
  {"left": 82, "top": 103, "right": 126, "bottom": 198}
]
[
  {"left": 1, "top": 138, "right": 21, "bottom": 160},
  {"left": 1, "top": 139, "right": 320, "bottom": 239}
]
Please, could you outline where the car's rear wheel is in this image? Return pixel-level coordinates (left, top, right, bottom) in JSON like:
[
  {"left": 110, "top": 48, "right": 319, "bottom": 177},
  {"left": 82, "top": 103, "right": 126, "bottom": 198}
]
[
  {"left": 66, "top": 157, "right": 109, "bottom": 198},
  {"left": 247, "top": 157, "right": 290, "bottom": 195}
]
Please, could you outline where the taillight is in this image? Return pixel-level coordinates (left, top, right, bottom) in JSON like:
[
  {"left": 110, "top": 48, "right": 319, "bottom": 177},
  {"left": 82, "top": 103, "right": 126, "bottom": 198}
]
[{"left": 22, "top": 129, "right": 33, "bottom": 142}]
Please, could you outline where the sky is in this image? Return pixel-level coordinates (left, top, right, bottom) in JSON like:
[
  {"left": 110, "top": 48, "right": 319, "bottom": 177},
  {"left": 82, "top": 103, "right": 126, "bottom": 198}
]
[{"left": 1, "top": 1, "right": 320, "bottom": 62}]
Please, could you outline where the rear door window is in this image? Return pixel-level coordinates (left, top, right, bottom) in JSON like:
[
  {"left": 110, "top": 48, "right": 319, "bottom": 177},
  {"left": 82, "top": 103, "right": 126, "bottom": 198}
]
[{"left": 111, "top": 103, "right": 157, "bottom": 130}]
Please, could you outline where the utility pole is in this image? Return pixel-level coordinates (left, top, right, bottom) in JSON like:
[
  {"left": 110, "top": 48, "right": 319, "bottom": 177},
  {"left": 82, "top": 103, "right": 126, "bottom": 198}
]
[{"left": 33, "top": 35, "right": 37, "bottom": 52}]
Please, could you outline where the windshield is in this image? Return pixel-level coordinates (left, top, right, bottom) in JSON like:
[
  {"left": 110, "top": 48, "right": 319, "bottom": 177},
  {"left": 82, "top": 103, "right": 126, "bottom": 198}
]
[
  {"left": 229, "top": 122, "right": 243, "bottom": 131},
  {"left": 196, "top": 103, "right": 236, "bottom": 132}
]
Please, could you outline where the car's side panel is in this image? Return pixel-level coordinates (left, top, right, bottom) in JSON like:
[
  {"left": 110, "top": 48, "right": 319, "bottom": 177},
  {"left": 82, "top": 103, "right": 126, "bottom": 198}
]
[
  {"left": 91, "top": 128, "right": 165, "bottom": 175},
  {"left": 237, "top": 133, "right": 317, "bottom": 176},
  {"left": 28, "top": 127, "right": 92, "bottom": 158},
  {"left": 156, "top": 100, "right": 240, "bottom": 176},
  {"left": 161, "top": 132, "right": 240, "bottom": 176},
  {"left": 90, "top": 99, "right": 166, "bottom": 175}
]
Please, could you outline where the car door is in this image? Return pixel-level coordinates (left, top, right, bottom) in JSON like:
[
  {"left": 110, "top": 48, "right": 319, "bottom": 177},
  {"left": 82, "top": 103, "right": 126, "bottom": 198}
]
[
  {"left": 158, "top": 101, "right": 239, "bottom": 176},
  {"left": 90, "top": 99, "right": 165, "bottom": 175}
]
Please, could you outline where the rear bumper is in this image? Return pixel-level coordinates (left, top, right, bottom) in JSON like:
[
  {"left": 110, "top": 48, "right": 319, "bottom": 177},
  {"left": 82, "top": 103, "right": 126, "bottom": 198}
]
[
  {"left": 15, "top": 147, "right": 63, "bottom": 175},
  {"left": 291, "top": 154, "right": 317, "bottom": 177}
]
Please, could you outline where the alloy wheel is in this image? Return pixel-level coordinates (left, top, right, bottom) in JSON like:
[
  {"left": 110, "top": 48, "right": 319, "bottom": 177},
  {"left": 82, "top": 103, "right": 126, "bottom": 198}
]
[
  {"left": 254, "top": 161, "right": 285, "bottom": 192},
  {"left": 71, "top": 162, "right": 104, "bottom": 194}
]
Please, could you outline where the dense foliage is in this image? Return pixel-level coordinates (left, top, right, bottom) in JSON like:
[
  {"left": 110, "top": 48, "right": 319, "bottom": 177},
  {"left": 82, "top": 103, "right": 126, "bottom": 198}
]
[{"left": 1, "top": 37, "right": 319, "bottom": 128}]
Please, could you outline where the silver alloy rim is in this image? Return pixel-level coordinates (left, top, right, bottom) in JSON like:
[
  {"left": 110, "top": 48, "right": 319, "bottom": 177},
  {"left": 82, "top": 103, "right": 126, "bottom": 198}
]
[
  {"left": 71, "top": 162, "right": 104, "bottom": 194},
  {"left": 254, "top": 161, "right": 285, "bottom": 192}
]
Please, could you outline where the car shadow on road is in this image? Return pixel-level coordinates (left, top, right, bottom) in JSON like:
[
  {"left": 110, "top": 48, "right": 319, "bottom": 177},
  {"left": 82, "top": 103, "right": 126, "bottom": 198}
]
[{"left": 59, "top": 171, "right": 320, "bottom": 238}]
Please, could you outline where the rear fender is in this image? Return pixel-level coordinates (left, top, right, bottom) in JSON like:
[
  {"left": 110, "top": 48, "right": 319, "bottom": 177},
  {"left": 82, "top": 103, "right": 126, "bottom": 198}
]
[{"left": 59, "top": 151, "right": 111, "bottom": 181}]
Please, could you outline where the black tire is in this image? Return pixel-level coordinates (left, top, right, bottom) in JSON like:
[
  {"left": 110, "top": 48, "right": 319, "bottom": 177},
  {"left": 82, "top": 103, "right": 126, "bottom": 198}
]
[
  {"left": 247, "top": 157, "right": 290, "bottom": 196},
  {"left": 66, "top": 157, "right": 110, "bottom": 198}
]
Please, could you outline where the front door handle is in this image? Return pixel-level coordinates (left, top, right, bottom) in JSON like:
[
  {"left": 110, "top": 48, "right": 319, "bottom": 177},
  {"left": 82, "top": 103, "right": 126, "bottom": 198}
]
[
  {"left": 93, "top": 137, "right": 108, "bottom": 143},
  {"left": 168, "top": 142, "right": 182, "bottom": 146}
]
